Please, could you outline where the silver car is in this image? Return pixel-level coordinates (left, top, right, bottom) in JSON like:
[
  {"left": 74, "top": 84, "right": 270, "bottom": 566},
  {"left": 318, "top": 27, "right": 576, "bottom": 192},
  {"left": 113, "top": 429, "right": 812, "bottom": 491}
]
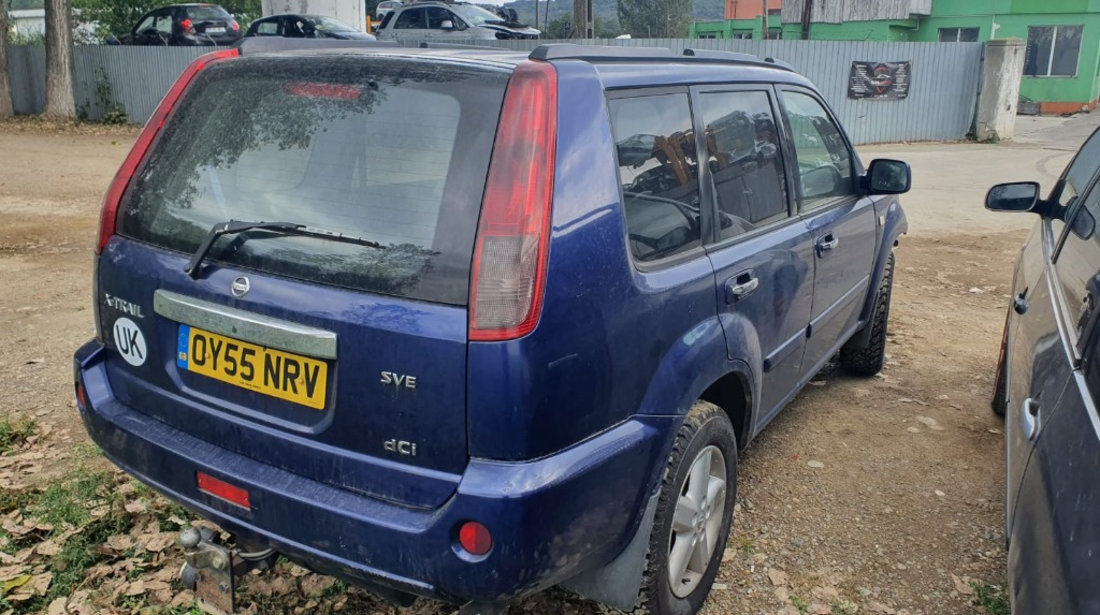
[{"left": 374, "top": 1, "right": 539, "bottom": 41}]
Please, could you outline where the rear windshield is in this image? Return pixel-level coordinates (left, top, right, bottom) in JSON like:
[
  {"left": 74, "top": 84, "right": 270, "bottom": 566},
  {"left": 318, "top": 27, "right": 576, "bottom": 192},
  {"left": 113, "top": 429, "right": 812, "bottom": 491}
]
[
  {"left": 119, "top": 56, "right": 509, "bottom": 305},
  {"left": 184, "top": 6, "right": 231, "bottom": 20}
]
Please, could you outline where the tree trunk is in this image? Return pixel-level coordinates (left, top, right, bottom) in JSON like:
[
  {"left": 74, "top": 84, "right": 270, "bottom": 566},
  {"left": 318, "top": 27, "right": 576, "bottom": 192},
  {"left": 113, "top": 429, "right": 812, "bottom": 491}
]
[
  {"left": 0, "top": 2, "right": 13, "bottom": 119},
  {"left": 44, "top": 0, "right": 75, "bottom": 119}
]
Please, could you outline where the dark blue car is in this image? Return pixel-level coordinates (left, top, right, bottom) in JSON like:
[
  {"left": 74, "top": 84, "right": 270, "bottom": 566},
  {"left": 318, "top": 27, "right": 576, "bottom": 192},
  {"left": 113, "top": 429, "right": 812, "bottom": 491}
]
[
  {"left": 989, "top": 126, "right": 1100, "bottom": 614},
  {"left": 73, "top": 42, "right": 909, "bottom": 615}
]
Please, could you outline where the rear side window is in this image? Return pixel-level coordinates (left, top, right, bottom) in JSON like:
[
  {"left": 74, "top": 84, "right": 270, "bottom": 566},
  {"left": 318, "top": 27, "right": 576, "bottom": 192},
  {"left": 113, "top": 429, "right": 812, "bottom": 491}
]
[
  {"left": 184, "top": 6, "right": 230, "bottom": 20},
  {"left": 610, "top": 93, "right": 702, "bottom": 263},
  {"left": 119, "top": 57, "right": 509, "bottom": 305},
  {"left": 394, "top": 8, "right": 425, "bottom": 29},
  {"left": 698, "top": 90, "right": 789, "bottom": 240}
]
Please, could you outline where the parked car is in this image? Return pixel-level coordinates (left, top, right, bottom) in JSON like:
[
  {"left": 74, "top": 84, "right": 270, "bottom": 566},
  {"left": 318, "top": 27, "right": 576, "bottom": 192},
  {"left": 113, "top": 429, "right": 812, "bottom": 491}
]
[
  {"left": 373, "top": 0, "right": 539, "bottom": 40},
  {"left": 109, "top": 3, "right": 241, "bottom": 46},
  {"left": 74, "top": 41, "right": 909, "bottom": 615},
  {"left": 245, "top": 14, "right": 375, "bottom": 40},
  {"left": 989, "top": 125, "right": 1100, "bottom": 614},
  {"left": 375, "top": 0, "right": 403, "bottom": 20}
]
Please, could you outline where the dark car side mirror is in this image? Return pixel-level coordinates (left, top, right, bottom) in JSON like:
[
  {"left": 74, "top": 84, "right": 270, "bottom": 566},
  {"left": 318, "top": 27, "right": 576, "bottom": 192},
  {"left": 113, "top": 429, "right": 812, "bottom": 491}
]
[
  {"left": 986, "top": 182, "right": 1042, "bottom": 214},
  {"left": 865, "top": 159, "right": 911, "bottom": 195}
]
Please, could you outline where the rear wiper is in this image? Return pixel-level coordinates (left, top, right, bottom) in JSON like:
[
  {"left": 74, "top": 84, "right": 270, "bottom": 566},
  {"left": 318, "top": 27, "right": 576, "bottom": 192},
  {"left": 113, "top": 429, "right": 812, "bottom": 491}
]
[{"left": 184, "top": 219, "right": 384, "bottom": 279}]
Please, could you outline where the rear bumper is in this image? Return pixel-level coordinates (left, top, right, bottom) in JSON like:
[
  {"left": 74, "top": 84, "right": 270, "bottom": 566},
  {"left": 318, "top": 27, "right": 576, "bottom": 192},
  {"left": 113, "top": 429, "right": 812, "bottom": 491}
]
[{"left": 74, "top": 340, "right": 674, "bottom": 603}]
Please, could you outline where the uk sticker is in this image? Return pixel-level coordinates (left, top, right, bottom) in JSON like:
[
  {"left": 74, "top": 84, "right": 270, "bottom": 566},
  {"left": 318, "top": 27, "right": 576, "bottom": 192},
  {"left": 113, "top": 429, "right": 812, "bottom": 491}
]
[{"left": 113, "top": 317, "right": 147, "bottom": 367}]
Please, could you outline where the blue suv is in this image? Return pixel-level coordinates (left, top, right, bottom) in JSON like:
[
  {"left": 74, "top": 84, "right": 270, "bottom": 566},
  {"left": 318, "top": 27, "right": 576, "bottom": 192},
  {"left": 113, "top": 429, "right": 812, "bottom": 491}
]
[{"left": 73, "top": 42, "right": 910, "bottom": 615}]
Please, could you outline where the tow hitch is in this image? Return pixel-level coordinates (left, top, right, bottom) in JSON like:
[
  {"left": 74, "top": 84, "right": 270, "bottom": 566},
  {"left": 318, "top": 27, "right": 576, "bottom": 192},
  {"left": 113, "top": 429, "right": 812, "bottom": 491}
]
[{"left": 178, "top": 527, "right": 277, "bottom": 615}]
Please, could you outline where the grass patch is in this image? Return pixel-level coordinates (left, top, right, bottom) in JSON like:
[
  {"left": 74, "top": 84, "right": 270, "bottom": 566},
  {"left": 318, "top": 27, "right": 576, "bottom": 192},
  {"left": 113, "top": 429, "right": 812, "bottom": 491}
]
[
  {"left": 972, "top": 582, "right": 1009, "bottom": 615},
  {"left": 790, "top": 595, "right": 810, "bottom": 614},
  {"left": 32, "top": 469, "right": 118, "bottom": 528},
  {"left": 0, "top": 417, "right": 37, "bottom": 454}
]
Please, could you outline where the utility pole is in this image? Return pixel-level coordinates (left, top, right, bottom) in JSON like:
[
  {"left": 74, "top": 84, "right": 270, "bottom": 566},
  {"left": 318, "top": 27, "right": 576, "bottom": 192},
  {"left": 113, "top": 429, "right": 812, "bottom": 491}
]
[
  {"left": 762, "top": 0, "right": 768, "bottom": 39},
  {"left": 573, "top": 0, "right": 592, "bottom": 38},
  {"left": 534, "top": 0, "right": 539, "bottom": 31},
  {"left": 800, "top": 0, "right": 813, "bottom": 40}
]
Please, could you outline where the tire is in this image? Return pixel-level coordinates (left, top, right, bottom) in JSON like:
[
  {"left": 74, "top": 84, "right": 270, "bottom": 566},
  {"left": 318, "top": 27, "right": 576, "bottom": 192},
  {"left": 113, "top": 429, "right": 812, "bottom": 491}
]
[
  {"left": 639, "top": 401, "right": 737, "bottom": 615},
  {"left": 991, "top": 308, "right": 1010, "bottom": 417},
  {"left": 840, "top": 252, "right": 895, "bottom": 376}
]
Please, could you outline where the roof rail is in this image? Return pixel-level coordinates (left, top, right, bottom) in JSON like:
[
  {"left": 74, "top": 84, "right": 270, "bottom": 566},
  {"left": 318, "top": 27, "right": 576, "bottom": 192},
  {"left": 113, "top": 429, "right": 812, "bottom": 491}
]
[
  {"left": 236, "top": 37, "right": 397, "bottom": 55},
  {"left": 528, "top": 44, "right": 795, "bottom": 72}
]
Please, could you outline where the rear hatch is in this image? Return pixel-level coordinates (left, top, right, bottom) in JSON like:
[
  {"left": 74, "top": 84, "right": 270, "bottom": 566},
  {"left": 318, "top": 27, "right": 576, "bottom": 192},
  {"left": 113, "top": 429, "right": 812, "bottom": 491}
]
[
  {"left": 183, "top": 5, "right": 240, "bottom": 42},
  {"left": 97, "top": 53, "right": 509, "bottom": 508}
]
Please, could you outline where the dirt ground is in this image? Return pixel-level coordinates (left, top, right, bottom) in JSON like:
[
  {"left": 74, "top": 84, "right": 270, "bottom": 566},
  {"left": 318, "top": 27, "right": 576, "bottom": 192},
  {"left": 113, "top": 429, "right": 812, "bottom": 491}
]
[{"left": 0, "top": 114, "right": 1094, "bottom": 614}]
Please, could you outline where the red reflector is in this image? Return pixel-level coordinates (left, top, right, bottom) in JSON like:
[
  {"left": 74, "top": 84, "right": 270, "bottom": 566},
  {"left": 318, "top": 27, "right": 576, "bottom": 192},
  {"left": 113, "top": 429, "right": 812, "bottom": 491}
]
[
  {"left": 458, "top": 521, "right": 492, "bottom": 556},
  {"left": 469, "top": 61, "right": 558, "bottom": 342},
  {"left": 96, "top": 48, "right": 239, "bottom": 255},
  {"left": 196, "top": 472, "right": 251, "bottom": 509},
  {"left": 75, "top": 383, "right": 88, "bottom": 409},
  {"left": 287, "top": 82, "right": 361, "bottom": 100}
]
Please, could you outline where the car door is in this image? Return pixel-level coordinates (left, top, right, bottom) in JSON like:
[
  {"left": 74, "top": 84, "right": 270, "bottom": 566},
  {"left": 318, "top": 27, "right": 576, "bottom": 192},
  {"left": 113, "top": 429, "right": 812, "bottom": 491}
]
[
  {"left": 778, "top": 88, "right": 878, "bottom": 376},
  {"left": 388, "top": 7, "right": 429, "bottom": 40},
  {"left": 1009, "top": 180, "right": 1100, "bottom": 614},
  {"left": 1005, "top": 127, "right": 1100, "bottom": 529},
  {"left": 694, "top": 86, "right": 814, "bottom": 426},
  {"left": 425, "top": 6, "right": 464, "bottom": 39}
]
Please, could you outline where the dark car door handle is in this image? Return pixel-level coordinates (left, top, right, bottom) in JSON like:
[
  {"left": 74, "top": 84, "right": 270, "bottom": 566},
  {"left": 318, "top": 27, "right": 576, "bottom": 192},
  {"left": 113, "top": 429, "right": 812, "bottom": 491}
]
[
  {"left": 1020, "top": 397, "right": 1041, "bottom": 441},
  {"left": 725, "top": 272, "right": 759, "bottom": 303},
  {"left": 816, "top": 233, "right": 839, "bottom": 255}
]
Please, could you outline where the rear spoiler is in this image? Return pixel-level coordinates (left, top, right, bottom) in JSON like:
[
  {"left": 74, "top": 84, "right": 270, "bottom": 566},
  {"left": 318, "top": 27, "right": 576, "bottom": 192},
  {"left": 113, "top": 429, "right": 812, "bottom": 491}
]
[{"left": 235, "top": 38, "right": 399, "bottom": 55}]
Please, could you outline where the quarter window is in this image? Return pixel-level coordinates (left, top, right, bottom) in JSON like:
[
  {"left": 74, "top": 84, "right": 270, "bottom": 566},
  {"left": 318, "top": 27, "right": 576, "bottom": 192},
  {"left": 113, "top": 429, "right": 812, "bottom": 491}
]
[
  {"left": 1026, "top": 25, "right": 1083, "bottom": 77},
  {"left": 698, "top": 90, "right": 789, "bottom": 239},
  {"left": 780, "top": 91, "right": 855, "bottom": 211},
  {"left": 610, "top": 93, "right": 702, "bottom": 263}
]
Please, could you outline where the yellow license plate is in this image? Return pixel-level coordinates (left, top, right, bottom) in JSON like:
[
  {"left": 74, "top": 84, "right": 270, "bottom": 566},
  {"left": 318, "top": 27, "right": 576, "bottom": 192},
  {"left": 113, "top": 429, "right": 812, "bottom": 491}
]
[{"left": 176, "top": 325, "right": 328, "bottom": 410}]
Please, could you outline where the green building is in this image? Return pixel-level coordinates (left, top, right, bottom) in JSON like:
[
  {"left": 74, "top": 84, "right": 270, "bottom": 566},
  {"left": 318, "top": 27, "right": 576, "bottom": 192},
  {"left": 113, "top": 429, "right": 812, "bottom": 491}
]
[{"left": 689, "top": 0, "right": 1100, "bottom": 112}]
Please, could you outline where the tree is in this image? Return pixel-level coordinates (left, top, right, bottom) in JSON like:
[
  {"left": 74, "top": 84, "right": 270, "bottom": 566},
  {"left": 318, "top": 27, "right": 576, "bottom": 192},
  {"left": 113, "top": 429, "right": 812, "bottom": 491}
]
[
  {"left": 0, "top": 1, "right": 12, "bottom": 119},
  {"left": 617, "top": 0, "right": 691, "bottom": 38},
  {"left": 44, "top": 0, "right": 74, "bottom": 118}
]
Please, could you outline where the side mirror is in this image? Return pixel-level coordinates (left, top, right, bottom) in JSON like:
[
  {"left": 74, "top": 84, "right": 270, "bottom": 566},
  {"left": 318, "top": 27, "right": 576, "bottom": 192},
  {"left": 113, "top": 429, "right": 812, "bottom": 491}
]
[
  {"left": 986, "top": 181, "right": 1042, "bottom": 213},
  {"left": 105, "top": 34, "right": 121, "bottom": 45},
  {"left": 865, "top": 159, "right": 911, "bottom": 194},
  {"left": 440, "top": 19, "right": 455, "bottom": 30}
]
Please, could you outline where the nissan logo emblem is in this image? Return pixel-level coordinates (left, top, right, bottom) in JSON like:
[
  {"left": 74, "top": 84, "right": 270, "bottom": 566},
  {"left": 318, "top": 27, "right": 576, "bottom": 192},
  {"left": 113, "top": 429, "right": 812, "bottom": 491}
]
[{"left": 230, "top": 277, "right": 250, "bottom": 297}]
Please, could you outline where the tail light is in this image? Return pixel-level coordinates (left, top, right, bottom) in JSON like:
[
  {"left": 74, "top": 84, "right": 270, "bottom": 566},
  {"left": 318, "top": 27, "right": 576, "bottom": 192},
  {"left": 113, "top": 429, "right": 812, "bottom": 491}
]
[
  {"left": 468, "top": 61, "right": 557, "bottom": 341},
  {"left": 96, "top": 48, "right": 239, "bottom": 255},
  {"left": 180, "top": 18, "right": 194, "bottom": 33},
  {"left": 231, "top": 20, "right": 240, "bottom": 31}
]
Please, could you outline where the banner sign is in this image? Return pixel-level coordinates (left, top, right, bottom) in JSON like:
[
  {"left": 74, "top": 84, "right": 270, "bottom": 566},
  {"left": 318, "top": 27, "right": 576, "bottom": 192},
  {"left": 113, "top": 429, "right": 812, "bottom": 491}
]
[{"left": 848, "top": 61, "right": 912, "bottom": 100}]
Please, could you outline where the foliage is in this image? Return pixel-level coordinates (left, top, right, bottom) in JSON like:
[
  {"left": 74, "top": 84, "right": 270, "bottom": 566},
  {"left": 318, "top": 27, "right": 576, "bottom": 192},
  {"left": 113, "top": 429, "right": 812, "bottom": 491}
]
[
  {"left": 616, "top": 0, "right": 692, "bottom": 38},
  {"left": 0, "top": 416, "right": 37, "bottom": 455},
  {"left": 72, "top": 0, "right": 261, "bottom": 41},
  {"left": 972, "top": 582, "right": 1010, "bottom": 615},
  {"left": 544, "top": 12, "right": 621, "bottom": 38}
]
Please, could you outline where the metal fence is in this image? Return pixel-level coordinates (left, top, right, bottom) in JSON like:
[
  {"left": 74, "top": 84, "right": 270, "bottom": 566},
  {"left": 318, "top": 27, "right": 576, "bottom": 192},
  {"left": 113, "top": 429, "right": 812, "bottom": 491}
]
[{"left": 4, "top": 39, "right": 983, "bottom": 144}]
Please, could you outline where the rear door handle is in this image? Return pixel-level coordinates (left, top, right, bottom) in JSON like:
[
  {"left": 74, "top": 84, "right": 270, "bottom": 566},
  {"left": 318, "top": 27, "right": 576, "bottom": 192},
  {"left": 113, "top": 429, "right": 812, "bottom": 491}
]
[
  {"left": 724, "top": 271, "right": 759, "bottom": 303},
  {"left": 1020, "top": 397, "right": 1041, "bottom": 441},
  {"left": 816, "top": 233, "right": 839, "bottom": 255}
]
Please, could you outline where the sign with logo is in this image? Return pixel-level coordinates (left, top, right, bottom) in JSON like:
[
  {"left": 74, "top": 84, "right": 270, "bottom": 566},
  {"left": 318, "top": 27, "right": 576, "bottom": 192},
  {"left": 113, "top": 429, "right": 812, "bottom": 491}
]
[{"left": 848, "top": 61, "right": 911, "bottom": 100}]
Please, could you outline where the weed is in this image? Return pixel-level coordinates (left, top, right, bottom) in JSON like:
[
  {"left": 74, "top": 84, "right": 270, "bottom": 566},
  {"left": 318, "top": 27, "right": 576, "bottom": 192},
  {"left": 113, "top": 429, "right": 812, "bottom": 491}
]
[
  {"left": 0, "top": 416, "right": 38, "bottom": 454},
  {"left": 790, "top": 595, "right": 810, "bottom": 614},
  {"left": 832, "top": 598, "right": 859, "bottom": 615},
  {"left": 737, "top": 538, "right": 755, "bottom": 555},
  {"left": 32, "top": 469, "right": 115, "bottom": 528},
  {"left": 972, "top": 582, "right": 1009, "bottom": 615}
]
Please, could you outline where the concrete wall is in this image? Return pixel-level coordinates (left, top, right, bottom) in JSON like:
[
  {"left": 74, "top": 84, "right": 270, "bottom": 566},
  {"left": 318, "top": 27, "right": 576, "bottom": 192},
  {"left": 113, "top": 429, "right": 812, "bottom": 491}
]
[{"left": 976, "top": 38, "right": 1026, "bottom": 140}]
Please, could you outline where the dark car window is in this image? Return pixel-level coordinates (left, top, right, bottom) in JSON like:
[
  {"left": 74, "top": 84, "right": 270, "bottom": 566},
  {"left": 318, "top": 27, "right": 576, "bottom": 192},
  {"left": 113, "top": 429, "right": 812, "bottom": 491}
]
[
  {"left": 699, "top": 90, "right": 789, "bottom": 240},
  {"left": 394, "top": 8, "right": 426, "bottom": 29},
  {"left": 254, "top": 20, "right": 278, "bottom": 35},
  {"left": 780, "top": 90, "right": 855, "bottom": 211},
  {"left": 184, "top": 6, "right": 230, "bottom": 21},
  {"left": 610, "top": 93, "right": 702, "bottom": 263},
  {"left": 1054, "top": 183, "right": 1100, "bottom": 339},
  {"left": 134, "top": 14, "right": 156, "bottom": 32},
  {"left": 1047, "top": 128, "right": 1100, "bottom": 240},
  {"left": 118, "top": 57, "right": 509, "bottom": 305},
  {"left": 425, "top": 7, "right": 456, "bottom": 28}
]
